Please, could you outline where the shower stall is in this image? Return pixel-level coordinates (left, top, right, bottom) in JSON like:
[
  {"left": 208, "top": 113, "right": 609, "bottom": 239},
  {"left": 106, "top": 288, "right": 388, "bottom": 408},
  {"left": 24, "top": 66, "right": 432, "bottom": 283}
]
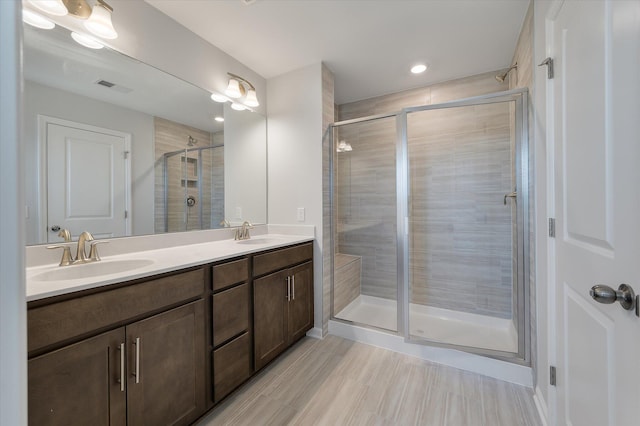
[
  {"left": 162, "top": 144, "right": 225, "bottom": 232},
  {"left": 330, "top": 89, "right": 529, "bottom": 361}
]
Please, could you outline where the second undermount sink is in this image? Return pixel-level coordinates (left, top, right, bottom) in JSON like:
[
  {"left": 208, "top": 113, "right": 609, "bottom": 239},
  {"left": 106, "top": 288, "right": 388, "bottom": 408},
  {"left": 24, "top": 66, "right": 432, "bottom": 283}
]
[
  {"left": 32, "top": 258, "right": 156, "bottom": 282},
  {"left": 236, "top": 237, "right": 286, "bottom": 245}
]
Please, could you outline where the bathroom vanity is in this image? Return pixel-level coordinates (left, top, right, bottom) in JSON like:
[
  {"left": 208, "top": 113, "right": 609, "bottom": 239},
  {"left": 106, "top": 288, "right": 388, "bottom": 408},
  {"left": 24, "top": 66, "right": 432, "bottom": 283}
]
[{"left": 26, "top": 235, "right": 314, "bottom": 425}]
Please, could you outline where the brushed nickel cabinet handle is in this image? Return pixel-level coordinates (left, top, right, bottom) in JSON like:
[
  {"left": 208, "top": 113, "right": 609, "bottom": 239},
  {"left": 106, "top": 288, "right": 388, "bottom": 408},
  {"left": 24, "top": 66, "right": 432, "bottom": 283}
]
[
  {"left": 118, "top": 342, "right": 125, "bottom": 392},
  {"left": 133, "top": 337, "right": 140, "bottom": 384},
  {"left": 286, "top": 276, "right": 291, "bottom": 301},
  {"left": 292, "top": 275, "right": 295, "bottom": 300}
]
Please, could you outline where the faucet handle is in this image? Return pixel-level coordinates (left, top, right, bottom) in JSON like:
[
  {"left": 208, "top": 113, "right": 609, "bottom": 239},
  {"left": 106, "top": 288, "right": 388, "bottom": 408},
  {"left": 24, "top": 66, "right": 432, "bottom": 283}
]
[
  {"left": 220, "top": 219, "right": 230, "bottom": 228},
  {"left": 88, "top": 241, "right": 108, "bottom": 262},
  {"left": 47, "top": 244, "right": 74, "bottom": 266}
]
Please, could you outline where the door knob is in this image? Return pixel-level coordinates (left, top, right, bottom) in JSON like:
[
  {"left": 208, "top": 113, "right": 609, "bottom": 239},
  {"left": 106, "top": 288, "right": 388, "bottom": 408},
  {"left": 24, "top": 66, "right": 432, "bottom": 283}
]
[{"left": 590, "top": 284, "right": 636, "bottom": 311}]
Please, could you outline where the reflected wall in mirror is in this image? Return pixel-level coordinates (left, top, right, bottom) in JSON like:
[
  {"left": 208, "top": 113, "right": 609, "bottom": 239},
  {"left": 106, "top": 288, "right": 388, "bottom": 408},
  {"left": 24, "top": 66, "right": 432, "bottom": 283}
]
[{"left": 23, "top": 23, "right": 267, "bottom": 245}]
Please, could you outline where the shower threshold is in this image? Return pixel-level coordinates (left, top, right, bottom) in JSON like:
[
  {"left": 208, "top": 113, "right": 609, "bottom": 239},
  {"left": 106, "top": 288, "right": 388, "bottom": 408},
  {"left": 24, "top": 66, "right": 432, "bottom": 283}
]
[{"left": 335, "top": 295, "right": 518, "bottom": 353}]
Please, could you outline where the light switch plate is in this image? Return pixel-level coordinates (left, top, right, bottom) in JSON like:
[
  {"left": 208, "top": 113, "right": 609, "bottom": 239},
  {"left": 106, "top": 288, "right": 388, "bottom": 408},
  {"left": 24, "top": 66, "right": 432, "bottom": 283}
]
[{"left": 297, "top": 207, "right": 305, "bottom": 222}]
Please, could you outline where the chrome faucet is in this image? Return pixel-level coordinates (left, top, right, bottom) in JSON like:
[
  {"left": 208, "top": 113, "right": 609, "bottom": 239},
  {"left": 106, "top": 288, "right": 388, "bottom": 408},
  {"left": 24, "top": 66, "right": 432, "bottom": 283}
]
[{"left": 234, "top": 221, "right": 253, "bottom": 240}]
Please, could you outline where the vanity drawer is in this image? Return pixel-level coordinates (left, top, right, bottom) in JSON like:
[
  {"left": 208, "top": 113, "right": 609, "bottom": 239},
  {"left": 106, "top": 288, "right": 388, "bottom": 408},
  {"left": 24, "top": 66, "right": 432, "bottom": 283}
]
[
  {"left": 213, "top": 283, "right": 250, "bottom": 347},
  {"left": 28, "top": 268, "right": 205, "bottom": 354},
  {"left": 213, "top": 258, "right": 249, "bottom": 292},
  {"left": 253, "top": 242, "right": 313, "bottom": 277},
  {"left": 213, "top": 332, "right": 251, "bottom": 402}
]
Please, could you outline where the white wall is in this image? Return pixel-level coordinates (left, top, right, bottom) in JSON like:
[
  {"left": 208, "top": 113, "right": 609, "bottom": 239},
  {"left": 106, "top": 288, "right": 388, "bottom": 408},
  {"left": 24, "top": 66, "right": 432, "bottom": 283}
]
[
  {"left": 267, "top": 64, "right": 324, "bottom": 330},
  {"left": 533, "top": 0, "right": 553, "bottom": 422},
  {"left": 0, "top": 2, "right": 27, "bottom": 424},
  {"left": 23, "top": 82, "right": 155, "bottom": 244}
]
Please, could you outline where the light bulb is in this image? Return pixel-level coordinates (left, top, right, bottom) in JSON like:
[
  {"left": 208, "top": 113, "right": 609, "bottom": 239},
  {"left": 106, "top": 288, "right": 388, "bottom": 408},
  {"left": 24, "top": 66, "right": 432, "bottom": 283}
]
[
  {"left": 71, "top": 32, "right": 104, "bottom": 49},
  {"left": 231, "top": 103, "right": 246, "bottom": 111},
  {"left": 244, "top": 89, "right": 259, "bottom": 107},
  {"left": 225, "top": 78, "right": 242, "bottom": 98},
  {"left": 84, "top": 2, "right": 118, "bottom": 39},
  {"left": 28, "top": 0, "right": 68, "bottom": 16},
  {"left": 211, "top": 93, "right": 228, "bottom": 103},
  {"left": 23, "top": 9, "right": 55, "bottom": 29}
]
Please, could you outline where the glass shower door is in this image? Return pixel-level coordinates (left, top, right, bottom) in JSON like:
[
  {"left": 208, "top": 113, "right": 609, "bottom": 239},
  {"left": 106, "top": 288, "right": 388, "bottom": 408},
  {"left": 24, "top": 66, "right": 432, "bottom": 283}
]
[
  {"left": 404, "top": 93, "right": 528, "bottom": 357},
  {"left": 332, "top": 115, "right": 399, "bottom": 332}
]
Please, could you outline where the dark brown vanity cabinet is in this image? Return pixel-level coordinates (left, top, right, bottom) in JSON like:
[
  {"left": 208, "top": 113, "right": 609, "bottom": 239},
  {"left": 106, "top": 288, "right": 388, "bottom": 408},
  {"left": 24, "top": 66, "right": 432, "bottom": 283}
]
[
  {"left": 27, "top": 268, "right": 206, "bottom": 426},
  {"left": 211, "top": 258, "right": 252, "bottom": 403},
  {"left": 253, "top": 243, "right": 314, "bottom": 371}
]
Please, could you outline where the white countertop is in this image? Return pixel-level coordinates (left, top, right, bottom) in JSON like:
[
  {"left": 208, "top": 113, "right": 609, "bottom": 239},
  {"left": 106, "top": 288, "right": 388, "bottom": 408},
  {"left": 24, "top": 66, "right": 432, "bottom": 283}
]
[{"left": 26, "top": 231, "right": 313, "bottom": 302}]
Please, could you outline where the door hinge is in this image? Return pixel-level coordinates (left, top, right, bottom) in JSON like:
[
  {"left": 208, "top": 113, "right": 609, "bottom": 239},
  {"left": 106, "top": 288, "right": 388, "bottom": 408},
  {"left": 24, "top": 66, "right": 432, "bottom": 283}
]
[
  {"left": 550, "top": 366, "right": 557, "bottom": 386},
  {"left": 124, "top": 210, "right": 128, "bottom": 219},
  {"left": 548, "top": 218, "right": 556, "bottom": 238},
  {"left": 124, "top": 150, "right": 130, "bottom": 159},
  {"left": 538, "top": 57, "right": 554, "bottom": 79}
]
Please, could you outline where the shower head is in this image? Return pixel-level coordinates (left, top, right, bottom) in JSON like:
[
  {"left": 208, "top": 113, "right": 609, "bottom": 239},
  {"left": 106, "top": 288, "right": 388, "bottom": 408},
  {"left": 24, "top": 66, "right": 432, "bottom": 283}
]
[{"left": 495, "top": 63, "right": 518, "bottom": 83}]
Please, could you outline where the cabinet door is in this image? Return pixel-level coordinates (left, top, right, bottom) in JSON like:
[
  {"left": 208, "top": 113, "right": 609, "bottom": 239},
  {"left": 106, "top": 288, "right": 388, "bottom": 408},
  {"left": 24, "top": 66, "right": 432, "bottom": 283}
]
[
  {"left": 28, "top": 328, "right": 126, "bottom": 426},
  {"left": 127, "top": 300, "right": 205, "bottom": 426},
  {"left": 288, "top": 261, "right": 314, "bottom": 344},
  {"left": 253, "top": 269, "right": 288, "bottom": 371}
]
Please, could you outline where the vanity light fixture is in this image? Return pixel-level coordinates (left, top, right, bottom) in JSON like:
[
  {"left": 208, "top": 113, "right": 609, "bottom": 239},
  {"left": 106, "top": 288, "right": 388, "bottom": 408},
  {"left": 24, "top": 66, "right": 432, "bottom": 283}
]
[
  {"left": 83, "top": 0, "right": 118, "bottom": 40},
  {"left": 26, "top": 0, "right": 118, "bottom": 40},
  {"left": 71, "top": 31, "right": 104, "bottom": 49},
  {"left": 28, "top": 0, "right": 68, "bottom": 16},
  {"left": 23, "top": 9, "right": 56, "bottom": 29},
  {"left": 224, "top": 72, "right": 260, "bottom": 108}
]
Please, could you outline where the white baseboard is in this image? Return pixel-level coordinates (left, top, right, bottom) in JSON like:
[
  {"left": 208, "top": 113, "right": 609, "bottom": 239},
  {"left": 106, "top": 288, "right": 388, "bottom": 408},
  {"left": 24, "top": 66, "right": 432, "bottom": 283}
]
[
  {"left": 533, "top": 386, "right": 549, "bottom": 426},
  {"left": 306, "top": 327, "right": 323, "bottom": 339},
  {"left": 329, "top": 320, "right": 533, "bottom": 387}
]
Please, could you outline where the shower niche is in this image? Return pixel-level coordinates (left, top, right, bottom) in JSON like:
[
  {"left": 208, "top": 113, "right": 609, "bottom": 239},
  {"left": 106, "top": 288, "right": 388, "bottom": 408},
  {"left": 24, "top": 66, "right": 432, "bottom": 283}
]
[{"left": 330, "top": 89, "right": 530, "bottom": 363}]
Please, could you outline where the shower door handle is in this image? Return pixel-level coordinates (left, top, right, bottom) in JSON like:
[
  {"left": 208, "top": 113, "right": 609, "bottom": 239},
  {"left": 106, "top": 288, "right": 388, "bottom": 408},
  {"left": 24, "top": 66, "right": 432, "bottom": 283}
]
[{"left": 504, "top": 192, "right": 517, "bottom": 205}]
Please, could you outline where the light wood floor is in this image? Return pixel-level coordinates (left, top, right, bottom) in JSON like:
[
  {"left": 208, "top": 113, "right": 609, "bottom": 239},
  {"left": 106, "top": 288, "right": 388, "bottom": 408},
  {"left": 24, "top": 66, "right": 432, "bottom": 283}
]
[{"left": 196, "top": 336, "right": 541, "bottom": 426}]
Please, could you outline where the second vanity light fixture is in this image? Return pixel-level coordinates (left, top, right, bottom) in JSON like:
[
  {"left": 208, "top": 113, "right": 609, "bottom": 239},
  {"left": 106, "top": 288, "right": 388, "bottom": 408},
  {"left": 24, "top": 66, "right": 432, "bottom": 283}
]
[
  {"left": 26, "top": 0, "right": 118, "bottom": 46},
  {"left": 211, "top": 72, "right": 260, "bottom": 110}
]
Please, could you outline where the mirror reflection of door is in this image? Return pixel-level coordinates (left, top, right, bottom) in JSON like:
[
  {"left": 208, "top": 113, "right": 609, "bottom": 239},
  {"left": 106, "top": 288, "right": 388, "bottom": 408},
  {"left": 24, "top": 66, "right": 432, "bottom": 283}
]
[{"left": 44, "top": 117, "right": 131, "bottom": 243}]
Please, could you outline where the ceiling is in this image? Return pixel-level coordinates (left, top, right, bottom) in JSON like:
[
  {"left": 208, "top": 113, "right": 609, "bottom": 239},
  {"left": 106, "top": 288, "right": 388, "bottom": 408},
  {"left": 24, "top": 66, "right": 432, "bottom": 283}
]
[{"left": 145, "top": 0, "right": 530, "bottom": 105}]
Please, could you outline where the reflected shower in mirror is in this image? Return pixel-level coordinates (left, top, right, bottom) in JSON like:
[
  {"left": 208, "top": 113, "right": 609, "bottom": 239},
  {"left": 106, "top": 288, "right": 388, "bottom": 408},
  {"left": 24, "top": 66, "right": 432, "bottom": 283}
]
[{"left": 23, "top": 22, "right": 267, "bottom": 245}]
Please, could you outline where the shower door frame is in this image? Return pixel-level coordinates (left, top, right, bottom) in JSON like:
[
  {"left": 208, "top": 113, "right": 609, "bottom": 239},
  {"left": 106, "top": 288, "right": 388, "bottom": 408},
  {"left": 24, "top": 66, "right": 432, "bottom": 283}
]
[
  {"left": 329, "top": 88, "right": 530, "bottom": 364},
  {"left": 400, "top": 89, "right": 530, "bottom": 363}
]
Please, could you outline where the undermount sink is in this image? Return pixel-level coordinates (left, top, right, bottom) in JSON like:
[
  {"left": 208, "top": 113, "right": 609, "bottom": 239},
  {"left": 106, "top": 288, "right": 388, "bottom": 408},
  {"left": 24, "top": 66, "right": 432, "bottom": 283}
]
[
  {"left": 236, "top": 237, "right": 285, "bottom": 245},
  {"left": 32, "top": 258, "right": 155, "bottom": 282}
]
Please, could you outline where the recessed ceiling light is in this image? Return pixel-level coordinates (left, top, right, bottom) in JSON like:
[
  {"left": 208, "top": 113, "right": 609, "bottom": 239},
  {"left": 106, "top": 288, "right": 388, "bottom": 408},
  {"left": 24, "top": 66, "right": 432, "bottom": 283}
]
[
  {"left": 214, "top": 116, "right": 224, "bottom": 122},
  {"left": 231, "top": 103, "right": 246, "bottom": 111},
  {"left": 411, "top": 64, "right": 427, "bottom": 74}
]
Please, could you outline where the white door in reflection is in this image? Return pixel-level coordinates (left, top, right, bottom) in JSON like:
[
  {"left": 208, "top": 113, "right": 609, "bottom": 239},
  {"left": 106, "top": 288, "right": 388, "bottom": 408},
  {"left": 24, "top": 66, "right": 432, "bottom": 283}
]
[{"left": 45, "top": 118, "right": 130, "bottom": 242}]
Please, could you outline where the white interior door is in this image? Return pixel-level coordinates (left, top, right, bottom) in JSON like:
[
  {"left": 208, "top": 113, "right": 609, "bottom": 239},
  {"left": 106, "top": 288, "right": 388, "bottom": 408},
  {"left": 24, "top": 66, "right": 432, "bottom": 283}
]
[
  {"left": 549, "top": 1, "right": 640, "bottom": 425},
  {"left": 45, "top": 119, "right": 130, "bottom": 242}
]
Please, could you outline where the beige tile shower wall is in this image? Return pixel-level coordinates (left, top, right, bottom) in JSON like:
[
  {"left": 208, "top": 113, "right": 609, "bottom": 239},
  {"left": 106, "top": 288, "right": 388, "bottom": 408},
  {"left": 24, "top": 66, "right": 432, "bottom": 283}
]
[
  {"left": 153, "top": 117, "right": 216, "bottom": 233},
  {"left": 336, "top": 72, "right": 509, "bottom": 310},
  {"left": 335, "top": 117, "right": 398, "bottom": 300},
  {"left": 211, "top": 132, "right": 225, "bottom": 229},
  {"left": 334, "top": 254, "right": 362, "bottom": 314},
  {"left": 407, "top": 103, "right": 513, "bottom": 318}
]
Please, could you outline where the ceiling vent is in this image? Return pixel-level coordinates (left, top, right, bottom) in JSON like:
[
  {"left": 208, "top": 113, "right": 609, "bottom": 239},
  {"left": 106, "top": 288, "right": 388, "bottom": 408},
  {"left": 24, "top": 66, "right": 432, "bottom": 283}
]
[{"left": 95, "top": 79, "right": 132, "bottom": 93}]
